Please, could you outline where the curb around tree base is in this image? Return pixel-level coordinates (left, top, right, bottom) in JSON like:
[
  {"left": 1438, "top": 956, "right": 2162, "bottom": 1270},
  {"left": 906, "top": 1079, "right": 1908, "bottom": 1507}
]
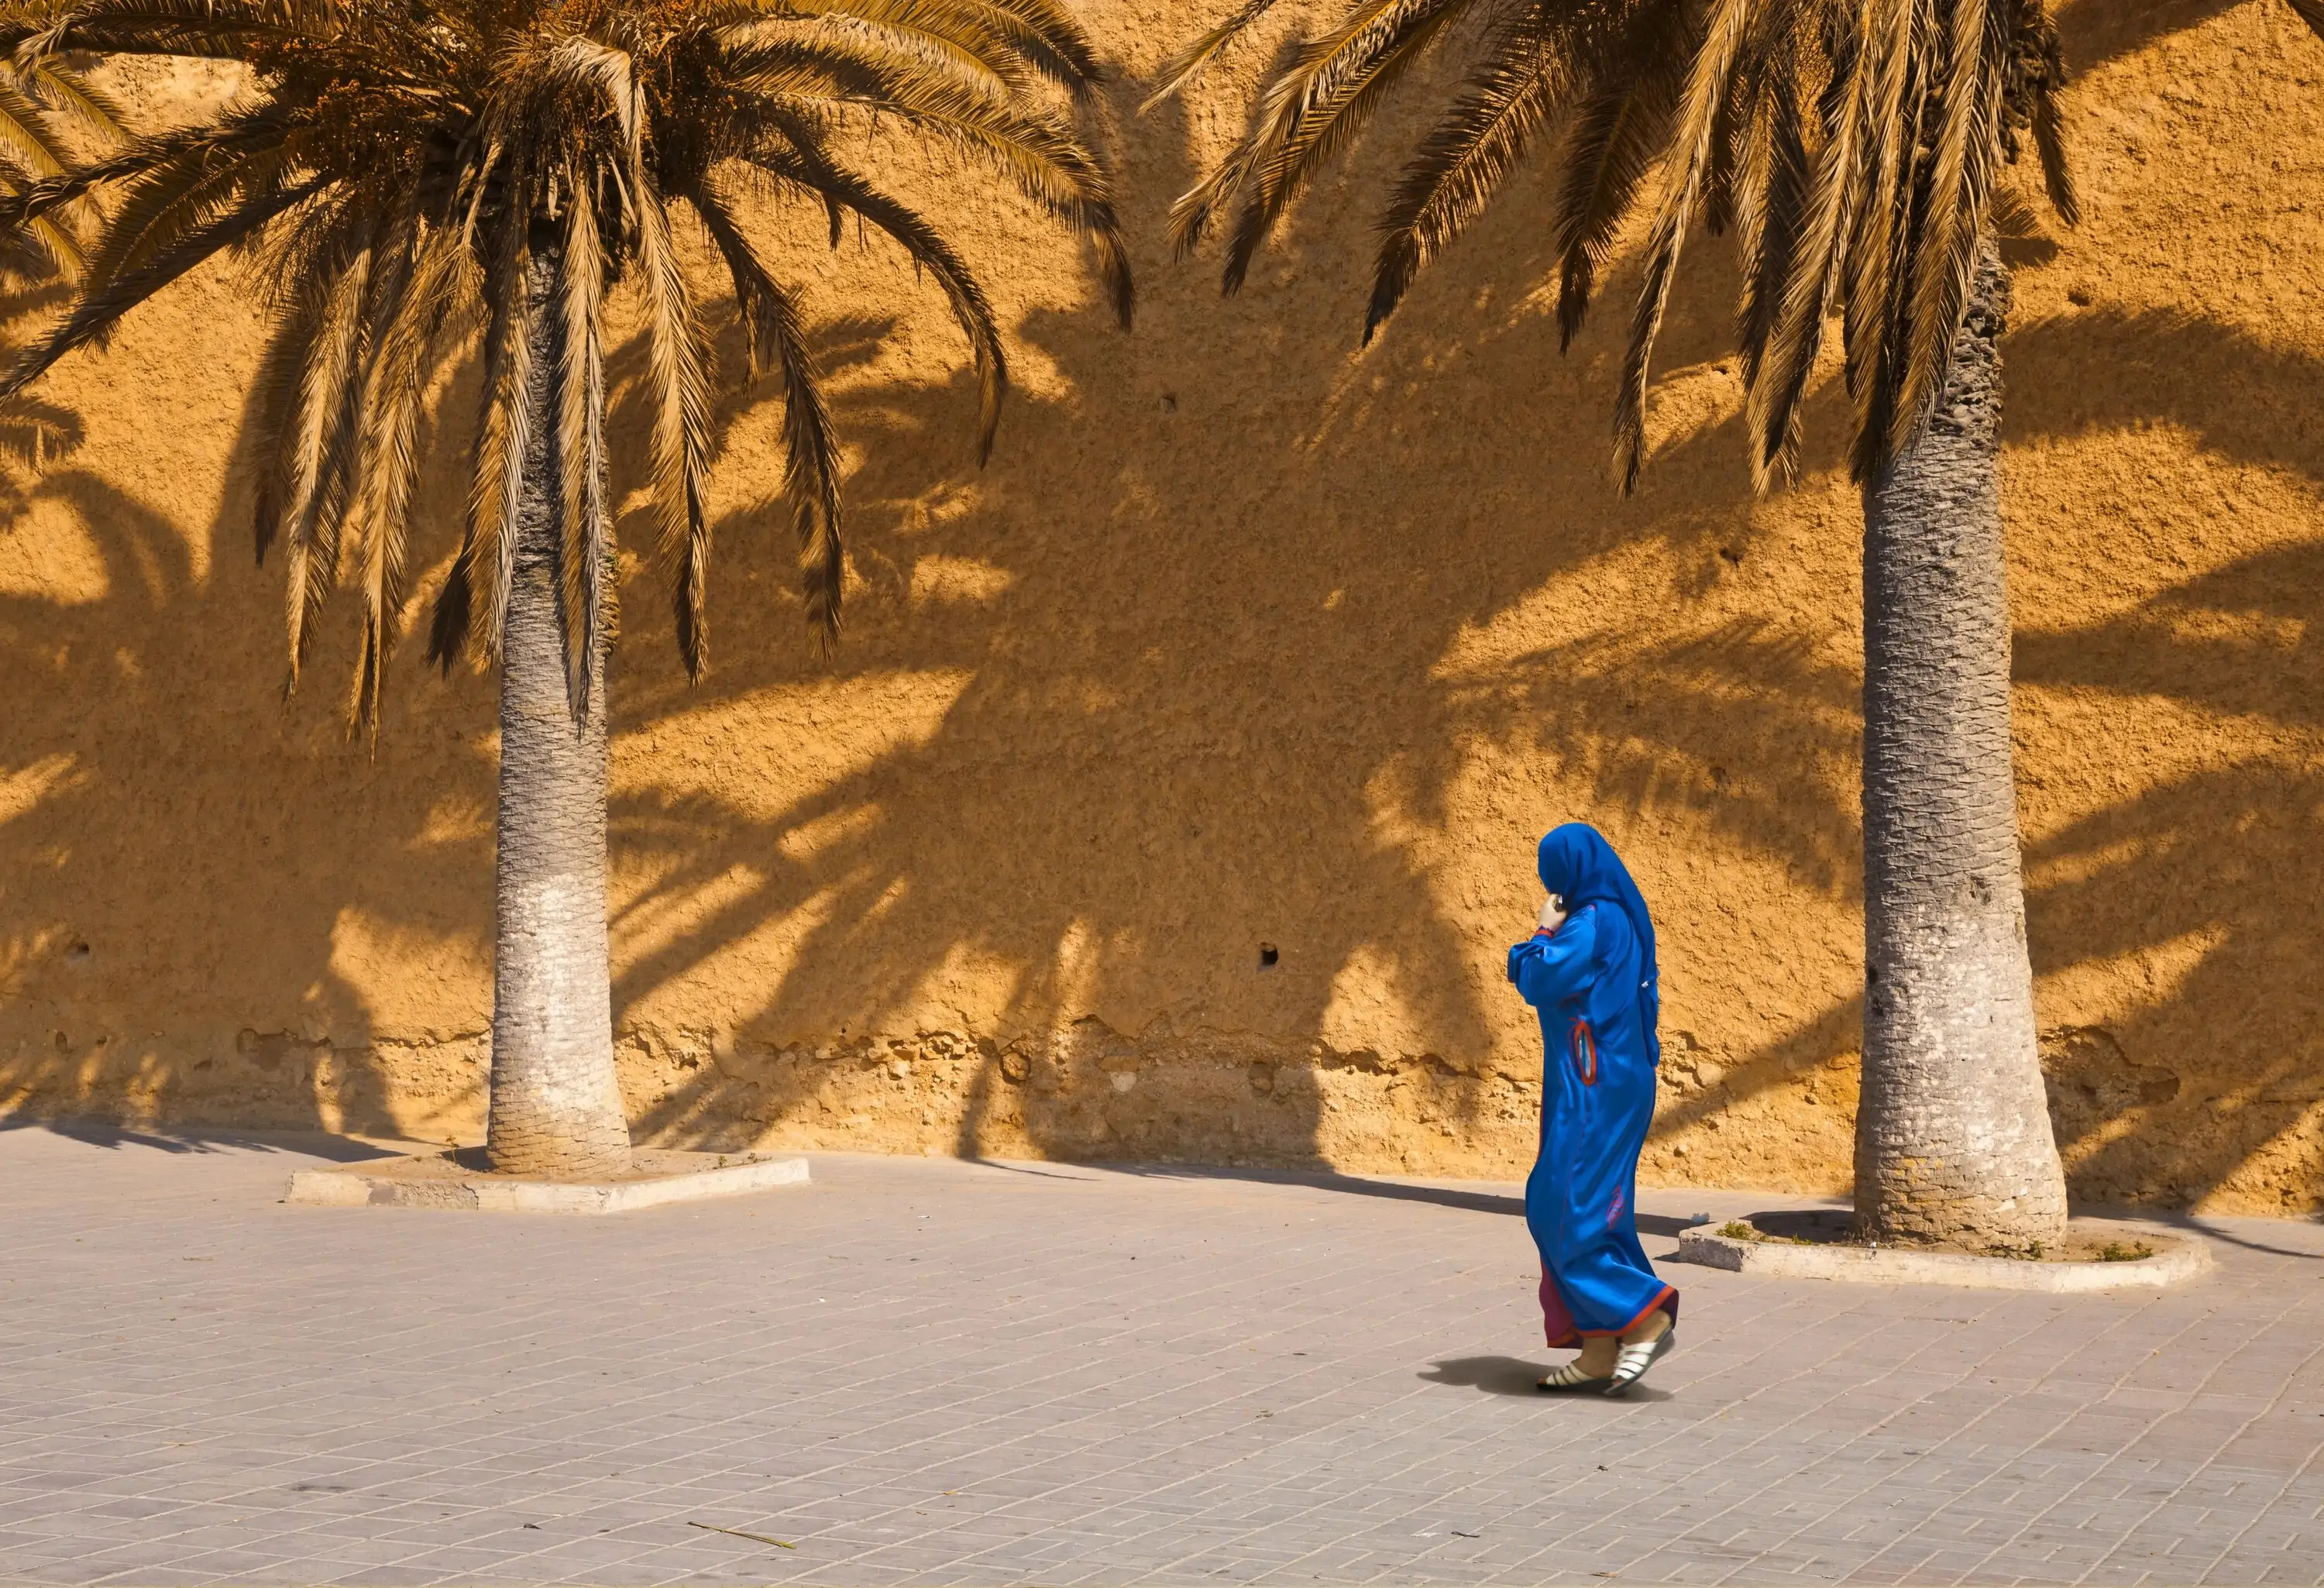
[
  {"left": 1671, "top": 1218, "right": 2211, "bottom": 1292},
  {"left": 283, "top": 1150, "right": 810, "bottom": 1213}
]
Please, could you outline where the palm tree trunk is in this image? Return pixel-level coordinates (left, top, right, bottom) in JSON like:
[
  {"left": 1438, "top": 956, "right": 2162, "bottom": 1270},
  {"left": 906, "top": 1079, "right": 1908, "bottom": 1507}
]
[
  {"left": 1855, "top": 234, "right": 2064, "bottom": 1252},
  {"left": 483, "top": 238, "right": 632, "bottom": 1178}
]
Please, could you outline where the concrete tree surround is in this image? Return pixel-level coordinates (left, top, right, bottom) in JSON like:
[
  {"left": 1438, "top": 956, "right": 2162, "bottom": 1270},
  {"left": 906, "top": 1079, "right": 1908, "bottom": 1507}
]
[
  {"left": 1673, "top": 1212, "right": 2210, "bottom": 1292},
  {"left": 284, "top": 1147, "right": 810, "bottom": 1213}
]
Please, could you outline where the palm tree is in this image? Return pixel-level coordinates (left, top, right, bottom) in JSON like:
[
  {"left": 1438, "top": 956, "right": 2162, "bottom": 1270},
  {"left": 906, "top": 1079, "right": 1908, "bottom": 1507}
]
[
  {"left": 0, "top": 0, "right": 1131, "bottom": 1177},
  {"left": 1161, "top": 0, "right": 2078, "bottom": 1251}
]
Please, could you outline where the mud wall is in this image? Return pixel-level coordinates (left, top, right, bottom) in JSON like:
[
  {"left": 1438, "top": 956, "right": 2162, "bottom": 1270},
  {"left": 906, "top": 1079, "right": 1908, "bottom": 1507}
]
[{"left": 4, "top": 0, "right": 2322, "bottom": 1214}]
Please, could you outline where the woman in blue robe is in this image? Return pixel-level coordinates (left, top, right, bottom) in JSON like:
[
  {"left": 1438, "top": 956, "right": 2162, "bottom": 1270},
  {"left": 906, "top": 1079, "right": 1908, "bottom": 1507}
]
[{"left": 1508, "top": 823, "right": 1677, "bottom": 1395}]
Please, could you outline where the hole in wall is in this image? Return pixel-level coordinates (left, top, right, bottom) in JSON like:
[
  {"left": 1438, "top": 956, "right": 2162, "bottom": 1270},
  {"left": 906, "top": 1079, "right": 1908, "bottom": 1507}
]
[{"left": 1258, "top": 944, "right": 1280, "bottom": 969}]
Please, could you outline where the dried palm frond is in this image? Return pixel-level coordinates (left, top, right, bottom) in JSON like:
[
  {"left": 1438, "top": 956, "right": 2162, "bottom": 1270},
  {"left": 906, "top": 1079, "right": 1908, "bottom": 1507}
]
[{"left": 0, "top": 0, "right": 1130, "bottom": 729}]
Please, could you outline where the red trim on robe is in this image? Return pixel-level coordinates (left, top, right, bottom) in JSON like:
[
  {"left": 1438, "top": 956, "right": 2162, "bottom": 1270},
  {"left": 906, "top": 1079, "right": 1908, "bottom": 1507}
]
[{"left": 1541, "top": 1274, "right": 1677, "bottom": 1347}]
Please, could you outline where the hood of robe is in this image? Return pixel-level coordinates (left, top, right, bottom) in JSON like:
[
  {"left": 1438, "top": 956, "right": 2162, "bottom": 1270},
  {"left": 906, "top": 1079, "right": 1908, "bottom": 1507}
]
[{"left": 1536, "top": 822, "right": 1660, "bottom": 1056}]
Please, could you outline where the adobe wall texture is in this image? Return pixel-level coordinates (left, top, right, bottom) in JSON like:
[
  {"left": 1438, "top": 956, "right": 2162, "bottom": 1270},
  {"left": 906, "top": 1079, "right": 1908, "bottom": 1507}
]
[{"left": 4, "top": 0, "right": 2322, "bottom": 1214}]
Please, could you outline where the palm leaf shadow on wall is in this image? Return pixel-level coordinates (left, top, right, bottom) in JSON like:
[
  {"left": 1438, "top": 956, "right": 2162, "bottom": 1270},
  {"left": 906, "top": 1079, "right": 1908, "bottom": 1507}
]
[{"left": 5, "top": 0, "right": 2324, "bottom": 1212}]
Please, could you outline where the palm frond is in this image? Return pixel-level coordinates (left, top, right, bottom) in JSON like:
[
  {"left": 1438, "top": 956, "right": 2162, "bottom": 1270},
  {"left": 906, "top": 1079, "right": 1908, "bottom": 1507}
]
[
  {"left": 769, "top": 7, "right": 1041, "bottom": 100},
  {"left": 0, "top": 0, "right": 1129, "bottom": 720},
  {"left": 0, "top": 80, "right": 72, "bottom": 181},
  {"left": 752, "top": 143, "right": 1010, "bottom": 459},
  {"left": 1611, "top": 0, "right": 1750, "bottom": 492},
  {"left": 1365, "top": 22, "right": 1566, "bottom": 341},
  {"left": 1168, "top": 0, "right": 1472, "bottom": 287},
  {"left": 248, "top": 299, "right": 319, "bottom": 565},
  {"left": 1841, "top": 2, "right": 1921, "bottom": 473},
  {"left": 1731, "top": 61, "right": 1807, "bottom": 417},
  {"left": 101, "top": 135, "right": 316, "bottom": 287},
  {"left": 1142, "top": 0, "right": 1287, "bottom": 109},
  {"left": 278, "top": 235, "right": 375, "bottom": 688},
  {"left": 800, "top": 0, "right": 1103, "bottom": 99},
  {"left": 1889, "top": 0, "right": 2006, "bottom": 464},
  {"left": 0, "top": 112, "right": 287, "bottom": 235},
  {"left": 251, "top": 193, "right": 370, "bottom": 562},
  {"left": 0, "top": 167, "right": 318, "bottom": 402},
  {"left": 1744, "top": 5, "right": 1865, "bottom": 488},
  {"left": 2010, "top": 0, "right": 2074, "bottom": 223},
  {"left": 348, "top": 215, "right": 466, "bottom": 735},
  {"left": 555, "top": 167, "right": 611, "bottom": 719},
  {"left": 708, "top": 27, "right": 1129, "bottom": 324},
  {"left": 631, "top": 166, "right": 717, "bottom": 677},
  {"left": 549, "top": 28, "right": 720, "bottom": 669},
  {"left": 6, "top": 0, "right": 319, "bottom": 65},
  {"left": 693, "top": 180, "right": 845, "bottom": 643},
  {"left": 1219, "top": 0, "right": 1469, "bottom": 295},
  {"left": 430, "top": 201, "right": 537, "bottom": 675},
  {"left": 19, "top": 60, "right": 127, "bottom": 143},
  {"left": 0, "top": 62, "right": 124, "bottom": 281},
  {"left": 1182, "top": 0, "right": 2083, "bottom": 500},
  {"left": 1547, "top": 0, "right": 1691, "bottom": 351}
]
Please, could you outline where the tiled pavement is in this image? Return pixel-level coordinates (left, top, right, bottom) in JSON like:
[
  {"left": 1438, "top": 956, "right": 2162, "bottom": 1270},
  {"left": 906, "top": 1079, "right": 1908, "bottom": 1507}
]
[{"left": 2, "top": 1126, "right": 2322, "bottom": 1586}]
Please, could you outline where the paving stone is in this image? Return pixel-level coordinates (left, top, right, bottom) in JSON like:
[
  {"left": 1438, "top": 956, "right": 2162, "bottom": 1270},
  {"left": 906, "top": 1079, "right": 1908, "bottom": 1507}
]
[{"left": 3, "top": 1129, "right": 2323, "bottom": 1585}]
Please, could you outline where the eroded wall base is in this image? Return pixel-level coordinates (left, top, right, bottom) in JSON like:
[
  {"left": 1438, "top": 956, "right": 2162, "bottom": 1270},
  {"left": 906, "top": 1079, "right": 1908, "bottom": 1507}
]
[{"left": 9, "top": 1014, "right": 2316, "bottom": 1216}]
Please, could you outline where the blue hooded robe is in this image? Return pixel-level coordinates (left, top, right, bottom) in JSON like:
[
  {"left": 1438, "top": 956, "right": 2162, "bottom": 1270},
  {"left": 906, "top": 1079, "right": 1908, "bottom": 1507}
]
[{"left": 1507, "top": 823, "right": 1677, "bottom": 1346}]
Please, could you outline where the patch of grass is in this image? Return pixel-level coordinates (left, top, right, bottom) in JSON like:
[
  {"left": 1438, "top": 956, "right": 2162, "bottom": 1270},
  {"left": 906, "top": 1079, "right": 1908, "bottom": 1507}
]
[
  {"left": 1717, "top": 1219, "right": 1814, "bottom": 1246},
  {"left": 2098, "top": 1240, "right": 2154, "bottom": 1263}
]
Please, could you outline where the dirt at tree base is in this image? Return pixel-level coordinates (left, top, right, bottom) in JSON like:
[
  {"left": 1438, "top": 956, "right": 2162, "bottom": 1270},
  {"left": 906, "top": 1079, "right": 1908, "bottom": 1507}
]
[
  {"left": 1724, "top": 1208, "right": 2174, "bottom": 1264},
  {"left": 364, "top": 1146, "right": 782, "bottom": 1186}
]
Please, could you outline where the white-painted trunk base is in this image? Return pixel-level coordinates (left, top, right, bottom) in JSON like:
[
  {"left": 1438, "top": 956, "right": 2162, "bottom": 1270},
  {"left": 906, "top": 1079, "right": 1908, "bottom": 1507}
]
[{"left": 284, "top": 1150, "right": 808, "bottom": 1214}]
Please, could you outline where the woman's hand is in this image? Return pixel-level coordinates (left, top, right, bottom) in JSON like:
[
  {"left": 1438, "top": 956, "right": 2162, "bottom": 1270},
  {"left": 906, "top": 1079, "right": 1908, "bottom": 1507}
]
[{"left": 1538, "top": 893, "right": 1567, "bottom": 934}]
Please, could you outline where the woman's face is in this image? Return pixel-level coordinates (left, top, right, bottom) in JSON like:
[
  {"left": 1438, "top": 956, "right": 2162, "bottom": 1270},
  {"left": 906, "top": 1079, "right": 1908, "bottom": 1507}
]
[{"left": 1538, "top": 892, "right": 1567, "bottom": 933}]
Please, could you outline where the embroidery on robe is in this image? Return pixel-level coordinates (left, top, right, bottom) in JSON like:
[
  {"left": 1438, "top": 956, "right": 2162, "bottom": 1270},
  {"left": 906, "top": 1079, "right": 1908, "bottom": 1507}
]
[{"left": 1570, "top": 1016, "right": 1598, "bottom": 1085}]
